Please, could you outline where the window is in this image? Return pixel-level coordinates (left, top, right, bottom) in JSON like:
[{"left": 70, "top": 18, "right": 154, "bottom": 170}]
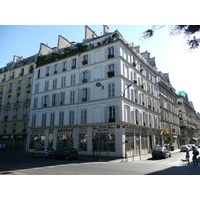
[
  {"left": 28, "top": 77, "right": 32, "bottom": 87},
  {"left": 37, "top": 69, "right": 40, "bottom": 79},
  {"left": 70, "top": 91, "right": 75, "bottom": 103},
  {"left": 7, "top": 95, "right": 11, "bottom": 104},
  {"left": 33, "top": 98, "right": 38, "bottom": 108},
  {"left": 26, "top": 91, "right": 30, "bottom": 100},
  {"left": 13, "top": 108, "right": 18, "bottom": 119},
  {"left": 50, "top": 113, "right": 55, "bottom": 126},
  {"left": 81, "top": 110, "right": 87, "bottom": 124},
  {"left": 54, "top": 64, "right": 58, "bottom": 74},
  {"left": 53, "top": 79, "right": 57, "bottom": 89},
  {"left": 43, "top": 95, "right": 48, "bottom": 107},
  {"left": 109, "top": 106, "right": 115, "bottom": 122},
  {"left": 108, "top": 83, "right": 115, "bottom": 97},
  {"left": 16, "top": 93, "right": 20, "bottom": 102},
  {"left": 23, "top": 107, "right": 28, "bottom": 118},
  {"left": 52, "top": 94, "right": 56, "bottom": 106},
  {"left": 46, "top": 67, "right": 50, "bottom": 76},
  {"left": 72, "top": 58, "right": 76, "bottom": 69},
  {"left": 44, "top": 81, "right": 49, "bottom": 91},
  {"left": 20, "top": 68, "right": 24, "bottom": 76},
  {"left": 59, "top": 112, "right": 64, "bottom": 125},
  {"left": 108, "top": 47, "right": 114, "bottom": 58},
  {"left": 82, "top": 55, "right": 88, "bottom": 65},
  {"left": 107, "top": 64, "right": 115, "bottom": 78},
  {"left": 42, "top": 114, "right": 47, "bottom": 126},
  {"left": 35, "top": 83, "right": 39, "bottom": 93},
  {"left": 70, "top": 74, "right": 76, "bottom": 85},
  {"left": 60, "top": 92, "right": 65, "bottom": 105},
  {"left": 61, "top": 77, "right": 66, "bottom": 87},
  {"left": 9, "top": 83, "right": 12, "bottom": 91},
  {"left": 63, "top": 62, "right": 67, "bottom": 71},
  {"left": 82, "top": 88, "right": 87, "bottom": 101},
  {"left": 32, "top": 115, "right": 36, "bottom": 126},
  {"left": 69, "top": 111, "right": 75, "bottom": 125},
  {"left": 82, "top": 71, "right": 88, "bottom": 83}
]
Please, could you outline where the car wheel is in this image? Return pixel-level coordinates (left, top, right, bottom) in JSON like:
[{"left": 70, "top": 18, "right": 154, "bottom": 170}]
[
  {"left": 30, "top": 153, "right": 34, "bottom": 157},
  {"left": 169, "top": 153, "right": 171, "bottom": 157},
  {"left": 42, "top": 154, "right": 46, "bottom": 158},
  {"left": 66, "top": 156, "right": 69, "bottom": 160}
]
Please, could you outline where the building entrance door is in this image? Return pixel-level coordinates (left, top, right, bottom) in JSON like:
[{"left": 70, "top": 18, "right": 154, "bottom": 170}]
[{"left": 136, "top": 134, "right": 140, "bottom": 155}]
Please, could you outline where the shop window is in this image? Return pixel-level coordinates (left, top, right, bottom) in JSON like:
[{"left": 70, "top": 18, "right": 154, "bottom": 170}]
[
  {"left": 126, "top": 134, "right": 134, "bottom": 151},
  {"left": 78, "top": 134, "right": 87, "bottom": 151},
  {"left": 29, "top": 135, "right": 45, "bottom": 149},
  {"left": 92, "top": 133, "right": 115, "bottom": 152},
  {"left": 57, "top": 134, "right": 73, "bottom": 149}
]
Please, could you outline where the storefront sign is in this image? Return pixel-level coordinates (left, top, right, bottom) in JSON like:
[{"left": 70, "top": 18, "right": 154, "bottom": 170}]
[
  {"left": 79, "top": 127, "right": 87, "bottom": 133},
  {"left": 58, "top": 128, "right": 73, "bottom": 133},
  {"left": 32, "top": 129, "right": 45, "bottom": 134},
  {"left": 163, "top": 128, "right": 168, "bottom": 134},
  {"left": 93, "top": 126, "right": 114, "bottom": 133},
  {"left": 125, "top": 126, "right": 134, "bottom": 132}
]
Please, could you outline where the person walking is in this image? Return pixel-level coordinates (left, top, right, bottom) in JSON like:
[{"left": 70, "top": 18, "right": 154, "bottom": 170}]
[
  {"left": 2, "top": 144, "right": 6, "bottom": 152},
  {"left": 186, "top": 148, "right": 190, "bottom": 164},
  {"left": 192, "top": 146, "right": 198, "bottom": 166}
]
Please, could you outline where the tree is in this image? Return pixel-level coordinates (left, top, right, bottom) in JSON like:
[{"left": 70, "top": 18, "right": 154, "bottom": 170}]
[{"left": 141, "top": 25, "right": 200, "bottom": 49}]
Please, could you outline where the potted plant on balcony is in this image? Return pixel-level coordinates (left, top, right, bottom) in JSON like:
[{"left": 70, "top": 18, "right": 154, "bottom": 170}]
[
  {"left": 134, "top": 79, "right": 137, "bottom": 84},
  {"left": 108, "top": 54, "right": 114, "bottom": 59},
  {"left": 133, "top": 61, "right": 137, "bottom": 67},
  {"left": 82, "top": 60, "right": 88, "bottom": 65},
  {"left": 107, "top": 71, "right": 115, "bottom": 78}
]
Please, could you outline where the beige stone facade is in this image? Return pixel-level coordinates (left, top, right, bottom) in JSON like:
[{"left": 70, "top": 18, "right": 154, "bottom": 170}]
[{"left": 0, "top": 55, "right": 36, "bottom": 151}]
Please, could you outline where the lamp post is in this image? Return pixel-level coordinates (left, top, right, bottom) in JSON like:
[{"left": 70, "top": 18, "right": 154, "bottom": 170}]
[{"left": 123, "top": 84, "right": 132, "bottom": 97}]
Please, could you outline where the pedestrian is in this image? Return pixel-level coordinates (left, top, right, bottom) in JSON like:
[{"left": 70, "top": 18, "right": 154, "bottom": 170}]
[
  {"left": 185, "top": 148, "right": 190, "bottom": 164},
  {"left": 192, "top": 146, "right": 198, "bottom": 166}
]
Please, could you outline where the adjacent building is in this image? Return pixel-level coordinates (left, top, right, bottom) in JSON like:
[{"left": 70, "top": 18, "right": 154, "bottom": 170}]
[{"left": 0, "top": 55, "right": 36, "bottom": 151}]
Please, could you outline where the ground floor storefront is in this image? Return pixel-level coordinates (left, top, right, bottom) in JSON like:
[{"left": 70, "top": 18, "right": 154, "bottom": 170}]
[
  {"left": 0, "top": 134, "right": 26, "bottom": 152},
  {"left": 27, "top": 124, "right": 180, "bottom": 158}
]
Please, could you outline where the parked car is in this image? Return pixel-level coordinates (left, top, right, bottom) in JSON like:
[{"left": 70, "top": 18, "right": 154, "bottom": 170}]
[
  {"left": 180, "top": 145, "right": 190, "bottom": 152},
  {"left": 52, "top": 147, "right": 78, "bottom": 160},
  {"left": 152, "top": 147, "right": 171, "bottom": 159},
  {"left": 30, "top": 147, "right": 55, "bottom": 158}
]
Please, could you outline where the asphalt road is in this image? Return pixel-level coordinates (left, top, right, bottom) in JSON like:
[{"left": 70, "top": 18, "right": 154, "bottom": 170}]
[{"left": 0, "top": 151, "right": 200, "bottom": 175}]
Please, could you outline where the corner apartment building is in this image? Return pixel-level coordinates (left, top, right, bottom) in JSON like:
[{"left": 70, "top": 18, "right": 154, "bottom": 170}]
[
  {"left": 0, "top": 55, "right": 36, "bottom": 151},
  {"left": 176, "top": 91, "right": 198, "bottom": 145},
  {"left": 158, "top": 72, "right": 180, "bottom": 150},
  {"left": 27, "top": 25, "right": 161, "bottom": 158}
]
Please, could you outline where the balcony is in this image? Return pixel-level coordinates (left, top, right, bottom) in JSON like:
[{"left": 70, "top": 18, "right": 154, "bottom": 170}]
[
  {"left": 82, "top": 98, "right": 87, "bottom": 102},
  {"left": 82, "top": 79, "right": 88, "bottom": 83},
  {"left": 71, "top": 65, "right": 76, "bottom": 69},
  {"left": 107, "top": 71, "right": 115, "bottom": 78},
  {"left": 82, "top": 60, "right": 88, "bottom": 65},
  {"left": 109, "top": 118, "right": 115, "bottom": 122},
  {"left": 108, "top": 54, "right": 114, "bottom": 59}
]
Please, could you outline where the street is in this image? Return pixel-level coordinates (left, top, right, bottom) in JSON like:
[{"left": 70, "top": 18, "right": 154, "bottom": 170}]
[{"left": 0, "top": 151, "right": 200, "bottom": 175}]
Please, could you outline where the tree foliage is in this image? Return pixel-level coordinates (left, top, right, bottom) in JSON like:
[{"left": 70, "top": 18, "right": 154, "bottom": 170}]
[{"left": 141, "top": 25, "right": 200, "bottom": 49}]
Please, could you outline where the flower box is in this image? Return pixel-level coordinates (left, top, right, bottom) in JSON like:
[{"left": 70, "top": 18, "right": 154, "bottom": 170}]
[
  {"left": 108, "top": 54, "right": 114, "bottom": 59},
  {"left": 82, "top": 60, "right": 88, "bottom": 65}
]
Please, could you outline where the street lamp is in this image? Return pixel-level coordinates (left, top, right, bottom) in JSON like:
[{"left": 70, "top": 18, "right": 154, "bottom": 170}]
[{"left": 123, "top": 84, "right": 132, "bottom": 97}]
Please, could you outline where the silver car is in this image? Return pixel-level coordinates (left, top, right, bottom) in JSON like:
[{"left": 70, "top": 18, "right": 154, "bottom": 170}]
[
  {"left": 180, "top": 145, "right": 190, "bottom": 152},
  {"left": 30, "top": 147, "right": 55, "bottom": 158}
]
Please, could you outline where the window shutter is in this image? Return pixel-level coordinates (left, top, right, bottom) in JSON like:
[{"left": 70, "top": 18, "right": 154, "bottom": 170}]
[
  {"left": 41, "top": 96, "right": 44, "bottom": 107},
  {"left": 131, "top": 110, "right": 135, "bottom": 123},
  {"left": 115, "top": 105, "right": 118, "bottom": 122},
  {"left": 104, "top": 107, "right": 108, "bottom": 122},
  {"left": 87, "top": 88, "right": 90, "bottom": 101},
  {"left": 78, "top": 90, "right": 82, "bottom": 103},
  {"left": 88, "top": 70, "right": 91, "bottom": 82}
]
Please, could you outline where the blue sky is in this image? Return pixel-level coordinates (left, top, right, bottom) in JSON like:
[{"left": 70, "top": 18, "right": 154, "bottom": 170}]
[{"left": 0, "top": 25, "right": 200, "bottom": 112}]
